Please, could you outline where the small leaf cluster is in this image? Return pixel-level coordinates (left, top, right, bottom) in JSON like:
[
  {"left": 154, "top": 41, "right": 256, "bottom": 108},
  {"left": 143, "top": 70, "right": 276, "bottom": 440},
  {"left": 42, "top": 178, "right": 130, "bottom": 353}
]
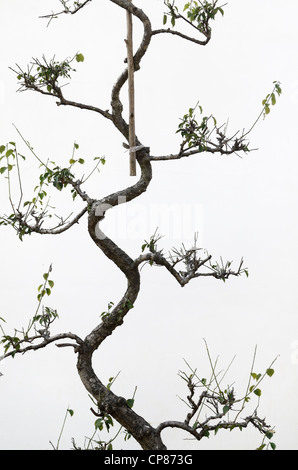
[
  {"left": 177, "top": 343, "right": 278, "bottom": 448},
  {"left": 262, "top": 81, "right": 282, "bottom": 118},
  {"left": 34, "top": 266, "right": 58, "bottom": 336},
  {"left": 37, "top": 271, "right": 55, "bottom": 302},
  {"left": 177, "top": 103, "right": 250, "bottom": 156},
  {"left": 75, "top": 382, "right": 137, "bottom": 450},
  {"left": 0, "top": 306, "right": 58, "bottom": 357},
  {"left": 0, "top": 137, "right": 105, "bottom": 239},
  {"left": 40, "top": 166, "right": 75, "bottom": 192},
  {"left": 0, "top": 142, "right": 20, "bottom": 175},
  {"left": 163, "top": 0, "right": 225, "bottom": 35},
  {"left": 0, "top": 212, "right": 33, "bottom": 240},
  {"left": 58, "top": 0, "right": 88, "bottom": 13},
  {"left": 34, "top": 306, "right": 58, "bottom": 329},
  {"left": 249, "top": 368, "right": 276, "bottom": 450},
  {"left": 176, "top": 105, "right": 217, "bottom": 151},
  {"left": 183, "top": 0, "right": 224, "bottom": 34},
  {"left": 257, "top": 431, "right": 276, "bottom": 451},
  {"left": 141, "top": 229, "right": 164, "bottom": 264},
  {"left": 12, "top": 53, "right": 84, "bottom": 95},
  {"left": 0, "top": 332, "right": 21, "bottom": 357},
  {"left": 100, "top": 301, "right": 114, "bottom": 320},
  {"left": 0, "top": 266, "right": 58, "bottom": 357},
  {"left": 208, "top": 256, "right": 248, "bottom": 282},
  {"left": 246, "top": 368, "right": 275, "bottom": 401},
  {"left": 94, "top": 413, "right": 114, "bottom": 434},
  {"left": 19, "top": 57, "right": 73, "bottom": 92},
  {"left": 21, "top": 163, "right": 75, "bottom": 218},
  {"left": 163, "top": 0, "right": 178, "bottom": 27}
]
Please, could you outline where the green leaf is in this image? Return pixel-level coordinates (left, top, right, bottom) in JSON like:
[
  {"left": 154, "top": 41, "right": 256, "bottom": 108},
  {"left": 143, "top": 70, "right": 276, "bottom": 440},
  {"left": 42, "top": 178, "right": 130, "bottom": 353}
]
[
  {"left": 264, "top": 104, "right": 270, "bottom": 115},
  {"left": 48, "top": 280, "right": 54, "bottom": 288},
  {"left": 223, "top": 405, "right": 230, "bottom": 415},
  {"left": 266, "top": 368, "right": 274, "bottom": 377},
  {"left": 94, "top": 418, "right": 103, "bottom": 431},
  {"left": 163, "top": 14, "right": 167, "bottom": 25},
  {"left": 0, "top": 167, "right": 7, "bottom": 174},
  {"left": 253, "top": 388, "right": 262, "bottom": 397},
  {"left": 274, "top": 81, "right": 282, "bottom": 95},
  {"left": 107, "top": 376, "right": 114, "bottom": 389},
  {"left": 67, "top": 409, "right": 74, "bottom": 417},
  {"left": 269, "top": 442, "right": 276, "bottom": 450},
  {"left": 78, "top": 158, "right": 85, "bottom": 164},
  {"left": 126, "top": 398, "right": 134, "bottom": 409},
  {"left": 251, "top": 372, "right": 261, "bottom": 381},
  {"left": 43, "top": 273, "right": 49, "bottom": 281},
  {"left": 0, "top": 145, "right": 5, "bottom": 154},
  {"left": 256, "top": 443, "right": 266, "bottom": 450},
  {"left": 75, "top": 53, "right": 84, "bottom": 63},
  {"left": 6, "top": 149, "right": 14, "bottom": 158},
  {"left": 271, "top": 93, "right": 276, "bottom": 105}
]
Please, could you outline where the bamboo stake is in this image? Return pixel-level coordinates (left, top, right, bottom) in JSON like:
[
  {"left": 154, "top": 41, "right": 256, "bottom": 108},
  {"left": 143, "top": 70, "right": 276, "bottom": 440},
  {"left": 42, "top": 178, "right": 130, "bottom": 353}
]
[{"left": 126, "top": 1, "right": 136, "bottom": 176}]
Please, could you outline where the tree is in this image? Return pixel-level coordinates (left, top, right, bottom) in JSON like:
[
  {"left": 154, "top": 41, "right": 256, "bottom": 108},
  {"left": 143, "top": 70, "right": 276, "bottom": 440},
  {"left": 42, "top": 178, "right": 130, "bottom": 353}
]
[{"left": 0, "top": 0, "right": 282, "bottom": 450}]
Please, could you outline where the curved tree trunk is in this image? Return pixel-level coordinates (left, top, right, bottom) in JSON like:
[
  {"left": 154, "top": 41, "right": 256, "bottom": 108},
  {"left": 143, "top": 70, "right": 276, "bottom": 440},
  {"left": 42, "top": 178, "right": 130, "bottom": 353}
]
[{"left": 75, "top": 144, "right": 168, "bottom": 449}]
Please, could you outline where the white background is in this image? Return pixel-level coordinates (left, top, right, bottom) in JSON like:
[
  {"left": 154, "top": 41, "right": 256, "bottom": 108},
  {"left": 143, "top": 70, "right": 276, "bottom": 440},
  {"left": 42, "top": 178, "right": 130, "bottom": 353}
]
[{"left": 0, "top": 0, "right": 298, "bottom": 450}]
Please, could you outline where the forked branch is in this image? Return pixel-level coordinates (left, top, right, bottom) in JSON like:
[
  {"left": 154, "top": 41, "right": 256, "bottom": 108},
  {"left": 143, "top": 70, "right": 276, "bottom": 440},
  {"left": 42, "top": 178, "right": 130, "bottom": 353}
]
[{"left": 135, "top": 233, "right": 247, "bottom": 286}]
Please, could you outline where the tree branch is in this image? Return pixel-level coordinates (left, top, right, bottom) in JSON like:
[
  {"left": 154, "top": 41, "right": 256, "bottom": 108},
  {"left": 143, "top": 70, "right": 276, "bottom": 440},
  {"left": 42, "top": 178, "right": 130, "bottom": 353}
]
[
  {"left": 156, "top": 412, "right": 272, "bottom": 442},
  {"left": 11, "top": 57, "right": 113, "bottom": 121},
  {"left": 152, "top": 0, "right": 226, "bottom": 46},
  {"left": 40, "top": 0, "right": 93, "bottom": 25},
  {"left": 152, "top": 28, "right": 210, "bottom": 46},
  {"left": 2, "top": 205, "right": 88, "bottom": 237},
  {"left": 134, "top": 235, "right": 246, "bottom": 287},
  {"left": 155, "top": 350, "right": 276, "bottom": 447},
  {"left": 1, "top": 332, "right": 84, "bottom": 360},
  {"left": 56, "top": 96, "right": 113, "bottom": 121}
]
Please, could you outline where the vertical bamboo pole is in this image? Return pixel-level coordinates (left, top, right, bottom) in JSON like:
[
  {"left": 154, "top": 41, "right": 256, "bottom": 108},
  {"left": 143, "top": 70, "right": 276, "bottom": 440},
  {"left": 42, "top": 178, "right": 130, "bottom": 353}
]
[{"left": 126, "top": 1, "right": 136, "bottom": 176}]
